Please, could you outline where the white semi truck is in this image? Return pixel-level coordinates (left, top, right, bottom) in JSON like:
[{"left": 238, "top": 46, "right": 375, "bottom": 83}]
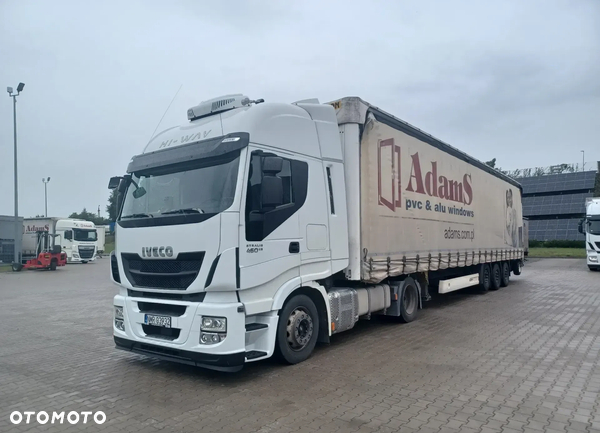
[
  {"left": 23, "top": 217, "right": 98, "bottom": 264},
  {"left": 109, "top": 95, "right": 526, "bottom": 372},
  {"left": 580, "top": 198, "right": 600, "bottom": 271}
]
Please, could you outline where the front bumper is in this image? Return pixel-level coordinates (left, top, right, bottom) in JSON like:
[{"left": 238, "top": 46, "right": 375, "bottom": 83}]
[{"left": 114, "top": 336, "right": 245, "bottom": 372}]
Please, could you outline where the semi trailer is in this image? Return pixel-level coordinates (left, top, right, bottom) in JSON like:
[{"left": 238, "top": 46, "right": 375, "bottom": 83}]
[
  {"left": 580, "top": 198, "right": 600, "bottom": 271},
  {"left": 109, "top": 95, "right": 526, "bottom": 372}
]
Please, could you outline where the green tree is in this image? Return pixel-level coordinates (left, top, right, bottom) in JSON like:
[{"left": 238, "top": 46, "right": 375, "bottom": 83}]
[
  {"left": 485, "top": 158, "right": 497, "bottom": 168},
  {"left": 106, "top": 189, "right": 118, "bottom": 221},
  {"left": 69, "top": 208, "right": 109, "bottom": 226}
]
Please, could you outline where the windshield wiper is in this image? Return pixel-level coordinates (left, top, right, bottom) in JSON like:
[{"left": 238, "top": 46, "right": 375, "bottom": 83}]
[
  {"left": 121, "top": 213, "right": 154, "bottom": 219},
  {"left": 161, "top": 208, "right": 204, "bottom": 215}
]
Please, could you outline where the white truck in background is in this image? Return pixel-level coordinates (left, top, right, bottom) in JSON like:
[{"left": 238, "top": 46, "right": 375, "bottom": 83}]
[
  {"left": 108, "top": 95, "right": 526, "bottom": 372},
  {"left": 23, "top": 218, "right": 98, "bottom": 264},
  {"left": 580, "top": 198, "right": 600, "bottom": 271}
]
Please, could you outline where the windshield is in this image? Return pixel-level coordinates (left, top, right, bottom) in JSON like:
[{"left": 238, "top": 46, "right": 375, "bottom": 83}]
[
  {"left": 589, "top": 220, "right": 600, "bottom": 235},
  {"left": 74, "top": 228, "right": 97, "bottom": 242},
  {"left": 120, "top": 154, "right": 240, "bottom": 220}
]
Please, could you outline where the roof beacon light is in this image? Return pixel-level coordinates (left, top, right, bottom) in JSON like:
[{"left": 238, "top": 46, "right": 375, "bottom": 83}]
[{"left": 187, "top": 94, "right": 264, "bottom": 121}]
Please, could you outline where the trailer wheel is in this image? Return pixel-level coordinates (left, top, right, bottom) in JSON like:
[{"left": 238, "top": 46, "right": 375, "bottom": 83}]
[
  {"left": 479, "top": 264, "right": 491, "bottom": 292},
  {"left": 50, "top": 260, "right": 57, "bottom": 271},
  {"left": 275, "top": 294, "right": 319, "bottom": 365},
  {"left": 500, "top": 262, "right": 510, "bottom": 287},
  {"left": 512, "top": 260, "right": 523, "bottom": 275},
  {"left": 12, "top": 263, "right": 22, "bottom": 272},
  {"left": 490, "top": 263, "right": 502, "bottom": 290},
  {"left": 399, "top": 278, "right": 419, "bottom": 323}
]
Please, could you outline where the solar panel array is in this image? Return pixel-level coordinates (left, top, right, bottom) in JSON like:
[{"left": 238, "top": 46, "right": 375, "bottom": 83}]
[
  {"left": 517, "top": 171, "right": 596, "bottom": 194},
  {"left": 522, "top": 193, "right": 593, "bottom": 216},
  {"left": 528, "top": 218, "right": 584, "bottom": 241},
  {"left": 518, "top": 170, "right": 597, "bottom": 241}
]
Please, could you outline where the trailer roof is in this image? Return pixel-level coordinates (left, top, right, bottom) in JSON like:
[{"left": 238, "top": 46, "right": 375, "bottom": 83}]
[{"left": 330, "top": 96, "right": 523, "bottom": 191}]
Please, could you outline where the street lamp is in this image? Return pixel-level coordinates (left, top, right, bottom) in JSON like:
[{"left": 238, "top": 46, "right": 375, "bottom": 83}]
[
  {"left": 581, "top": 150, "right": 585, "bottom": 172},
  {"left": 42, "top": 177, "right": 51, "bottom": 217},
  {"left": 7, "top": 82, "right": 25, "bottom": 266}
]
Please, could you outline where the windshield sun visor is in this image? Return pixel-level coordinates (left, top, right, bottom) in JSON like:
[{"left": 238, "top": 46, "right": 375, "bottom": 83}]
[{"left": 127, "top": 133, "right": 249, "bottom": 175}]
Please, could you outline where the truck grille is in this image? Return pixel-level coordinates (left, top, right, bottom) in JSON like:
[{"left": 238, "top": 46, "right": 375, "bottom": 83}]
[
  {"left": 78, "top": 246, "right": 95, "bottom": 259},
  {"left": 121, "top": 252, "right": 204, "bottom": 290}
]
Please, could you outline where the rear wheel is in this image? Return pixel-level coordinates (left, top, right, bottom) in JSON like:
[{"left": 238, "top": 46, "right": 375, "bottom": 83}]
[
  {"left": 275, "top": 294, "right": 319, "bottom": 365},
  {"left": 399, "top": 278, "right": 419, "bottom": 323},
  {"left": 479, "top": 264, "right": 491, "bottom": 292},
  {"left": 500, "top": 262, "right": 510, "bottom": 287},
  {"left": 50, "top": 260, "right": 57, "bottom": 271},
  {"left": 490, "top": 263, "right": 502, "bottom": 290},
  {"left": 12, "top": 263, "right": 22, "bottom": 272}
]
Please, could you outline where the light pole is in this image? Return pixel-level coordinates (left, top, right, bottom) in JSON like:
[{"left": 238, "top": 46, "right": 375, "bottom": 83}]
[
  {"left": 581, "top": 150, "right": 585, "bottom": 172},
  {"left": 42, "top": 177, "right": 50, "bottom": 217},
  {"left": 7, "top": 82, "right": 25, "bottom": 266}
]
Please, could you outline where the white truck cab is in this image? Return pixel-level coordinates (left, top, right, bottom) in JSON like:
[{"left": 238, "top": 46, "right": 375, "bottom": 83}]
[
  {"left": 580, "top": 198, "right": 600, "bottom": 271},
  {"left": 56, "top": 219, "right": 98, "bottom": 263}
]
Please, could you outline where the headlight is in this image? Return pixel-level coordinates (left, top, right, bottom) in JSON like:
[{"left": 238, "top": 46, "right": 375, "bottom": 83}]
[
  {"left": 590, "top": 256, "right": 598, "bottom": 262},
  {"left": 200, "top": 332, "right": 226, "bottom": 344},
  {"left": 115, "top": 319, "right": 125, "bottom": 331},
  {"left": 201, "top": 316, "right": 226, "bottom": 332},
  {"left": 115, "top": 306, "right": 124, "bottom": 319}
]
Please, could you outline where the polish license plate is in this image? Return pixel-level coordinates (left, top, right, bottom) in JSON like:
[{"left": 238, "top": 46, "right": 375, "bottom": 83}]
[{"left": 144, "top": 314, "right": 171, "bottom": 328}]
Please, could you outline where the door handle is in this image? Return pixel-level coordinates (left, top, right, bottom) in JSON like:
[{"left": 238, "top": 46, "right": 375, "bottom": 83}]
[{"left": 289, "top": 242, "right": 300, "bottom": 254}]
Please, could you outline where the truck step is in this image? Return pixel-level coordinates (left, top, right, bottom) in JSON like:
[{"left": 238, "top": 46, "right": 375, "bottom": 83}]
[
  {"left": 245, "top": 350, "right": 267, "bottom": 360},
  {"left": 245, "top": 323, "right": 268, "bottom": 332}
]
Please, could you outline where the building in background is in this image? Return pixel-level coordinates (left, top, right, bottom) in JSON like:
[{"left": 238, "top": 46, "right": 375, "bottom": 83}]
[
  {"left": 0, "top": 216, "right": 23, "bottom": 265},
  {"left": 516, "top": 165, "right": 598, "bottom": 241}
]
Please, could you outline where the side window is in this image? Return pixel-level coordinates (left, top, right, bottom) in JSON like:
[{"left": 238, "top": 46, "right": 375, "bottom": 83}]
[{"left": 245, "top": 151, "right": 308, "bottom": 241}]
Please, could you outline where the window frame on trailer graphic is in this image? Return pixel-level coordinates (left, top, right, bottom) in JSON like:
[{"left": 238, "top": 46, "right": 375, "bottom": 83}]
[
  {"left": 244, "top": 150, "right": 308, "bottom": 242},
  {"left": 377, "top": 138, "right": 402, "bottom": 211}
]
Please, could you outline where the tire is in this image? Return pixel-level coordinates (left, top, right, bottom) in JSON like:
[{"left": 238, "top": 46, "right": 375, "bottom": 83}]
[
  {"left": 50, "top": 260, "right": 57, "bottom": 271},
  {"left": 479, "top": 264, "right": 491, "bottom": 292},
  {"left": 12, "top": 263, "right": 22, "bottom": 272},
  {"left": 490, "top": 263, "right": 502, "bottom": 290},
  {"left": 512, "top": 260, "right": 522, "bottom": 275},
  {"left": 275, "top": 294, "right": 319, "bottom": 365},
  {"left": 399, "top": 278, "right": 419, "bottom": 323},
  {"left": 81, "top": 261, "right": 88, "bottom": 264},
  {"left": 500, "top": 262, "right": 510, "bottom": 287}
]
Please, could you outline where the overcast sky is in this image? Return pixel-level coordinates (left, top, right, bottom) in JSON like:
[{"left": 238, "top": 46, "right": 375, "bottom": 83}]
[{"left": 1, "top": 0, "right": 599, "bottom": 219}]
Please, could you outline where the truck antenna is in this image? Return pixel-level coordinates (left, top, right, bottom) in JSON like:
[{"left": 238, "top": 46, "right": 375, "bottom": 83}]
[{"left": 149, "top": 84, "right": 183, "bottom": 142}]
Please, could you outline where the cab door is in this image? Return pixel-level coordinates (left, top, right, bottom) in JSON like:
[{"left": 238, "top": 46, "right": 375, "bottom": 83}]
[{"left": 237, "top": 150, "right": 308, "bottom": 314}]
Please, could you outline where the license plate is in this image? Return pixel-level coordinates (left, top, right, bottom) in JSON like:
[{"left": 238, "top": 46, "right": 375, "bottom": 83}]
[{"left": 144, "top": 314, "right": 171, "bottom": 328}]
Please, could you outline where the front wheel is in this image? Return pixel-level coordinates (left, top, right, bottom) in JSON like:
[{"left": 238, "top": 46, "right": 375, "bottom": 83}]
[
  {"left": 81, "top": 261, "right": 88, "bottom": 264},
  {"left": 12, "top": 263, "right": 22, "bottom": 272},
  {"left": 275, "top": 294, "right": 319, "bottom": 365}
]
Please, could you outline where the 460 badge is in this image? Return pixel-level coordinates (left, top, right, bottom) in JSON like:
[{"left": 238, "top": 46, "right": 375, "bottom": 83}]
[{"left": 246, "top": 243, "right": 264, "bottom": 253}]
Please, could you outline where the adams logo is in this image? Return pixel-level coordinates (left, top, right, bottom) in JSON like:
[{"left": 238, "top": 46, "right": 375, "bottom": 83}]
[{"left": 377, "top": 138, "right": 473, "bottom": 212}]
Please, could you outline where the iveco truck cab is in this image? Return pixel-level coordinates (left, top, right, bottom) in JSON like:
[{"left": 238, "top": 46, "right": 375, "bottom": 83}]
[{"left": 580, "top": 198, "right": 600, "bottom": 271}]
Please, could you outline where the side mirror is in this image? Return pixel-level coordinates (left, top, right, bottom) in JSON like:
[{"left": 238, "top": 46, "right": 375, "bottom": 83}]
[
  {"left": 65, "top": 230, "right": 72, "bottom": 241},
  {"left": 133, "top": 186, "right": 147, "bottom": 199},
  {"left": 108, "top": 176, "right": 121, "bottom": 190}
]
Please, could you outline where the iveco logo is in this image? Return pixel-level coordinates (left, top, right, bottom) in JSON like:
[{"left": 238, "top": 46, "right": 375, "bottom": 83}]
[{"left": 141, "top": 246, "right": 174, "bottom": 258}]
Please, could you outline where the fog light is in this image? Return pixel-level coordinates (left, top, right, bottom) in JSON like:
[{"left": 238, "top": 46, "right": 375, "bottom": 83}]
[
  {"left": 115, "top": 319, "right": 125, "bottom": 331},
  {"left": 201, "top": 316, "right": 227, "bottom": 332},
  {"left": 200, "top": 332, "right": 226, "bottom": 344},
  {"left": 115, "top": 306, "right": 124, "bottom": 319}
]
